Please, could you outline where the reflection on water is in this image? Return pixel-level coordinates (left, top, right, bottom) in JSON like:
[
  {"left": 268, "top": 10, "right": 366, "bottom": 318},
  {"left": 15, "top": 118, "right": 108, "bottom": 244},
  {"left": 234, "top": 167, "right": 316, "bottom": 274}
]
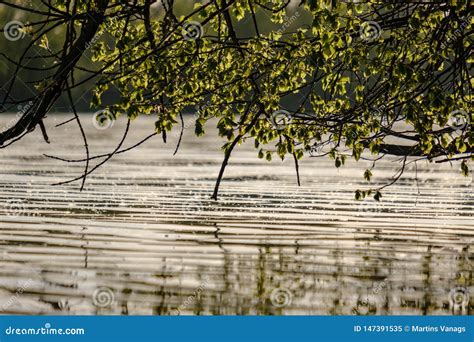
[{"left": 0, "top": 114, "right": 472, "bottom": 315}]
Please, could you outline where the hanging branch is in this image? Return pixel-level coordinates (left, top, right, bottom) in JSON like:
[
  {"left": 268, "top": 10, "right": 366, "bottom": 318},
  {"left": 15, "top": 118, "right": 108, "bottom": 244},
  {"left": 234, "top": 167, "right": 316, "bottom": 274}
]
[{"left": 0, "top": 0, "right": 470, "bottom": 199}]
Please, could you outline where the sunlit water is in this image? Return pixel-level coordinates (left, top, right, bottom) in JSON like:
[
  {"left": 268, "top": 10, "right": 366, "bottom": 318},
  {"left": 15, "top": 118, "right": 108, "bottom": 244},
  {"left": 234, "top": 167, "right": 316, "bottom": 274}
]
[{"left": 0, "top": 114, "right": 472, "bottom": 315}]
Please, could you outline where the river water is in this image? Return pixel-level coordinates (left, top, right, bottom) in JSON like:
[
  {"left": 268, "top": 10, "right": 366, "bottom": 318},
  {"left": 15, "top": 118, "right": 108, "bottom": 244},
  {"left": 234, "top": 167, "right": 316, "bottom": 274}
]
[{"left": 0, "top": 114, "right": 472, "bottom": 315}]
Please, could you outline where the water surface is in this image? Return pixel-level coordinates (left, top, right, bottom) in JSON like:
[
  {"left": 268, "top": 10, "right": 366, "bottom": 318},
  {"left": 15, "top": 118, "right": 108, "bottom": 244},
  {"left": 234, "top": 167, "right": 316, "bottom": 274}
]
[{"left": 0, "top": 114, "right": 472, "bottom": 315}]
